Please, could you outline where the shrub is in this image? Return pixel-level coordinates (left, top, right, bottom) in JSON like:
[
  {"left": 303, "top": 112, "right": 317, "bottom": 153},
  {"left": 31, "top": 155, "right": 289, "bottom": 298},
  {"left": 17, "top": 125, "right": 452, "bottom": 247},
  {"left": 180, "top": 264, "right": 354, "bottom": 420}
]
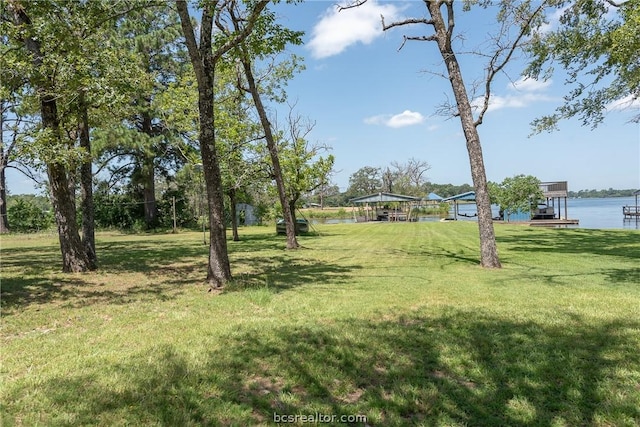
[{"left": 7, "top": 198, "right": 53, "bottom": 232}]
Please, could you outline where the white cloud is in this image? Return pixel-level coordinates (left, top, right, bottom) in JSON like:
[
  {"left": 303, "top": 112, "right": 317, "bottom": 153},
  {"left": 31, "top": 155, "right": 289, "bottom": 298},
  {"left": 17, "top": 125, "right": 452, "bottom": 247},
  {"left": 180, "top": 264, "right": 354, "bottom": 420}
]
[
  {"left": 538, "top": 7, "right": 566, "bottom": 34},
  {"left": 363, "top": 114, "right": 388, "bottom": 126},
  {"left": 364, "top": 110, "right": 425, "bottom": 128},
  {"left": 307, "top": 0, "right": 402, "bottom": 59},
  {"left": 509, "top": 77, "right": 552, "bottom": 92},
  {"left": 475, "top": 93, "right": 553, "bottom": 112},
  {"left": 606, "top": 94, "right": 640, "bottom": 112},
  {"left": 539, "top": 3, "right": 615, "bottom": 35},
  {"left": 388, "top": 110, "right": 425, "bottom": 127},
  {"left": 472, "top": 77, "right": 555, "bottom": 112}
]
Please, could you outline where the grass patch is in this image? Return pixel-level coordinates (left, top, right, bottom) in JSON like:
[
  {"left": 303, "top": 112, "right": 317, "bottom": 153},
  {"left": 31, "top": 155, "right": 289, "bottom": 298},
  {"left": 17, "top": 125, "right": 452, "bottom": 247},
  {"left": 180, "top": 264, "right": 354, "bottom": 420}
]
[{"left": 1, "top": 223, "right": 639, "bottom": 426}]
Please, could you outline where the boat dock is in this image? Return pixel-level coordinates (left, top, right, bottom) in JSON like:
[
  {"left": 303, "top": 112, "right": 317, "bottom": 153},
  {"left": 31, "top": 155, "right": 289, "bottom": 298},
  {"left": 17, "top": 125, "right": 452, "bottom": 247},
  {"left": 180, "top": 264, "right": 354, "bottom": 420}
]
[
  {"left": 623, "top": 190, "right": 640, "bottom": 219},
  {"left": 495, "top": 218, "right": 579, "bottom": 227},
  {"left": 528, "top": 219, "right": 579, "bottom": 226},
  {"left": 623, "top": 206, "right": 639, "bottom": 219}
]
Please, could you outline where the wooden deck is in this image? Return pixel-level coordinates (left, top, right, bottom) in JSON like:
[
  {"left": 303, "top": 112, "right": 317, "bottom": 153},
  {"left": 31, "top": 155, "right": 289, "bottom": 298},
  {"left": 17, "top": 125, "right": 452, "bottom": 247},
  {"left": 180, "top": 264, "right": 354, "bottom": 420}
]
[
  {"left": 495, "top": 219, "right": 579, "bottom": 227},
  {"left": 528, "top": 219, "right": 579, "bottom": 227}
]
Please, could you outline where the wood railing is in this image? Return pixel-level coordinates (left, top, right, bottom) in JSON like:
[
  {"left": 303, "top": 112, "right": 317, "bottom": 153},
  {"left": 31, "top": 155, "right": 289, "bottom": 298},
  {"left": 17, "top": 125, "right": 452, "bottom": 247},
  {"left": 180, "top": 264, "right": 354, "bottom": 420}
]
[{"left": 540, "top": 181, "right": 568, "bottom": 198}]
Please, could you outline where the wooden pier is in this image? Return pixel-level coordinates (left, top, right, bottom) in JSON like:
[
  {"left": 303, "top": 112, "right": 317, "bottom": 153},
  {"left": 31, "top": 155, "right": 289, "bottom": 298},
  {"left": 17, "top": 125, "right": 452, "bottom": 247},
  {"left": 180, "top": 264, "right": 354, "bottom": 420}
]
[
  {"left": 528, "top": 219, "right": 579, "bottom": 227},
  {"left": 624, "top": 190, "right": 640, "bottom": 219},
  {"left": 495, "top": 219, "right": 579, "bottom": 227},
  {"left": 623, "top": 205, "right": 640, "bottom": 218}
]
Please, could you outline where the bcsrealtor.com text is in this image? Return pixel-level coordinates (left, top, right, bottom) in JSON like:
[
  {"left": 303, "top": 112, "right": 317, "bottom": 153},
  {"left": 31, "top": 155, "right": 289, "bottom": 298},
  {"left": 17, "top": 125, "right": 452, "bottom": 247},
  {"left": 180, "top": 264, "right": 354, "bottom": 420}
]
[{"left": 273, "top": 412, "right": 367, "bottom": 424}]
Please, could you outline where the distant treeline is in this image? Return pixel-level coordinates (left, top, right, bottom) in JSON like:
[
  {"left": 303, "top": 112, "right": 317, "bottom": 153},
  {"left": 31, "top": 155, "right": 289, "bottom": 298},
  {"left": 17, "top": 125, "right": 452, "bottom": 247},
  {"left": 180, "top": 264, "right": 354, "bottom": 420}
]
[
  {"left": 568, "top": 189, "right": 638, "bottom": 198},
  {"left": 423, "top": 183, "right": 475, "bottom": 198}
]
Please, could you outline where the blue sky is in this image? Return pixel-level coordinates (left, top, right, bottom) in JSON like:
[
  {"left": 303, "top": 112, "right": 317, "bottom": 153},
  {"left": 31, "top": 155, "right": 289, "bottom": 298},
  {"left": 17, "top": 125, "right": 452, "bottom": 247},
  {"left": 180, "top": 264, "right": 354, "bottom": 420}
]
[
  {"left": 269, "top": 0, "right": 640, "bottom": 193},
  {"left": 5, "top": 0, "right": 639, "bottom": 195}
]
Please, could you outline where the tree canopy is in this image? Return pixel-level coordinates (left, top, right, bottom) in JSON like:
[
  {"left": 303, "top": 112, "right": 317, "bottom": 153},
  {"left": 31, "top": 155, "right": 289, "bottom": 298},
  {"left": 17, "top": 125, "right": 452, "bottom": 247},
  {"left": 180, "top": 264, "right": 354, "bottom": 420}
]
[
  {"left": 526, "top": 0, "right": 640, "bottom": 131},
  {"left": 489, "top": 174, "right": 544, "bottom": 216}
]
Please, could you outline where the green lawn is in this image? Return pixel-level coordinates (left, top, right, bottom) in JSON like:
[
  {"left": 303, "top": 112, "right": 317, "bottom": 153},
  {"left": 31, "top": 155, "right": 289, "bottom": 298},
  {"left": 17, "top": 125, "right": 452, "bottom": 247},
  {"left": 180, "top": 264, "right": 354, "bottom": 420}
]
[{"left": 1, "top": 222, "right": 639, "bottom": 426}]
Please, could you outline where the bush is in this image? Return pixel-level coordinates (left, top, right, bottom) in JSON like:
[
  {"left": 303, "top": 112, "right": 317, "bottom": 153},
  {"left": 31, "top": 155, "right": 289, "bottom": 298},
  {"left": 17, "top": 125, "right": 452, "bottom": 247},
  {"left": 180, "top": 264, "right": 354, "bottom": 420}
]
[
  {"left": 157, "top": 189, "right": 197, "bottom": 229},
  {"left": 94, "top": 192, "right": 145, "bottom": 230},
  {"left": 7, "top": 198, "right": 54, "bottom": 232}
]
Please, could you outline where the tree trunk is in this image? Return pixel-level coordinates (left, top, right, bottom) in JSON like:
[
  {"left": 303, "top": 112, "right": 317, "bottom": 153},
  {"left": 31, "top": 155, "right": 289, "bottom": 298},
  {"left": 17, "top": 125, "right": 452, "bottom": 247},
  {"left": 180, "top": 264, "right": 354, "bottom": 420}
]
[
  {"left": 177, "top": 2, "right": 232, "bottom": 287},
  {"left": 428, "top": 1, "right": 501, "bottom": 268},
  {"left": 141, "top": 155, "right": 157, "bottom": 228},
  {"left": 0, "top": 159, "right": 9, "bottom": 234},
  {"left": 238, "top": 51, "right": 299, "bottom": 249},
  {"left": 140, "top": 113, "right": 158, "bottom": 228},
  {"left": 176, "top": 0, "right": 268, "bottom": 287},
  {"left": 0, "top": 108, "right": 9, "bottom": 233},
  {"left": 289, "top": 199, "right": 297, "bottom": 233},
  {"left": 42, "top": 94, "right": 90, "bottom": 273},
  {"left": 9, "top": 4, "right": 89, "bottom": 272},
  {"left": 48, "top": 163, "right": 90, "bottom": 272},
  {"left": 228, "top": 188, "right": 240, "bottom": 241},
  {"left": 78, "top": 91, "right": 97, "bottom": 269},
  {"left": 200, "top": 105, "right": 232, "bottom": 286}
]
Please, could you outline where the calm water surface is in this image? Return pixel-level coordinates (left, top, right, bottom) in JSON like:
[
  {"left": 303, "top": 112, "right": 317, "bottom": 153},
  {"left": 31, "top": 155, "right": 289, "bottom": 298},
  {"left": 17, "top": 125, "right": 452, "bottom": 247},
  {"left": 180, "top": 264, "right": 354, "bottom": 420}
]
[{"left": 566, "top": 197, "right": 639, "bottom": 230}]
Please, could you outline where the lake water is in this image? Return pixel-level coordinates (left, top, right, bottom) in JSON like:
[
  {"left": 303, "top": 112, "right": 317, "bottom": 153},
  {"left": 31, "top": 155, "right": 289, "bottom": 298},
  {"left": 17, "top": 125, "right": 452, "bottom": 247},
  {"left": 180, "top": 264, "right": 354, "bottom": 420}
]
[
  {"left": 320, "top": 197, "right": 640, "bottom": 230},
  {"left": 565, "top": 196, "right": 639, "bottom": 230},
  {"left": 447, "top": 196, "right": 640, "bottom": 230},
  {"left": 450, "top": 197, "right": 640, "bottom": 230}
]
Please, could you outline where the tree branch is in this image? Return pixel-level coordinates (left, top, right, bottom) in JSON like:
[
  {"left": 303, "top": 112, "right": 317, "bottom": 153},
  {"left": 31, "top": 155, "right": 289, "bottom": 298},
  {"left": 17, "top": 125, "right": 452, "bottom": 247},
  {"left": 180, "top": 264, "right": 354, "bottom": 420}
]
[
  {"left": 336, "top": 0, "right": 368, "bottom": 12},
  {"left": 474, "top": 1, "right": 548, "bottom": 127},
  {"left": 604, "top": 0, "right": 623, "bottom": 7},
  {"left": 175, "top": 1, "right": 205, "bottom": 86},
  {"left": 212, "top": 0, "right": 269, "bottom": 63},
  {"left": 381, "top": 17, "right": 434, "bottom": 31},
  {"left": 7, "top": 162, "right": 46, "bottom": 186}
]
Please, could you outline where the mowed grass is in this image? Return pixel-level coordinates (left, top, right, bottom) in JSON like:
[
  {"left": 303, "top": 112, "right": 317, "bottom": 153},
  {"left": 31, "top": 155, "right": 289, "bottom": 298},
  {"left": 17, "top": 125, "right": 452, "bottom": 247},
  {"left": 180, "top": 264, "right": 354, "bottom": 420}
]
[{"left": 1, "top": 222, "right": 639, "bottom": 426}]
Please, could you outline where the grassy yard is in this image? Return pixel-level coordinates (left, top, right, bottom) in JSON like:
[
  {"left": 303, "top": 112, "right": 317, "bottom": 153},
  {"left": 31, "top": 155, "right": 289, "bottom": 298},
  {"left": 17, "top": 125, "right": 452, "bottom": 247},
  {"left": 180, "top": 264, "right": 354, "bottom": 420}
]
[{"left": 1, "top": 222, "right": 639, "bottom": 426}]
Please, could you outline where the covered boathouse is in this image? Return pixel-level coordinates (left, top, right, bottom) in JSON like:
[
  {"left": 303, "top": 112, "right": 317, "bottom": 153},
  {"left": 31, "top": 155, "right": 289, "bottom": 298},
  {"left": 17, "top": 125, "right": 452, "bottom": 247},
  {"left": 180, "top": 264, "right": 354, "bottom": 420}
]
[
  {"left": 441, "top": 181, "right": 579, "bottom": 226},
  {"left": 350, "top": 192, "right": 421, "bottom": 222}
]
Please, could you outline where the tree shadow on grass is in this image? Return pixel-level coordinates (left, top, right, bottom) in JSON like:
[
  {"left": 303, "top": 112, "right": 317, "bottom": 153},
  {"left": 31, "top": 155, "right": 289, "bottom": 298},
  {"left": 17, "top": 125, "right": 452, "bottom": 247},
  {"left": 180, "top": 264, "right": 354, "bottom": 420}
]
[
  {"left": 96, "top": 239, "right": 207, "bottom": 273},
  {"left": 0, "top": 236, "right": 206, "bottom": 312},
  {"left": 227, "top": 252, "right": 359, "bottom": 293},
  {"left": 411, "top": 245, "right": 481, "bottom": 267},
  {"left": 601, "top": 267, "right": 640, "bottom": 284},
  {"left": 497, "top": 228, "right": 640, "bottom": 287},
  {"left": 0, "top": 274, "right": 194, "bottom": 313},
  {"left": 0, "top": 244, "right": 62, "bottom": 275},
  {"left": 6, "top": 309, "right": 639, "bottom": 426},
  {"left": 1, "top": 233, "right": 358, "bottom": 312},
  {"left": 497, "top": 228, "right": 640, "bottom": 261}
]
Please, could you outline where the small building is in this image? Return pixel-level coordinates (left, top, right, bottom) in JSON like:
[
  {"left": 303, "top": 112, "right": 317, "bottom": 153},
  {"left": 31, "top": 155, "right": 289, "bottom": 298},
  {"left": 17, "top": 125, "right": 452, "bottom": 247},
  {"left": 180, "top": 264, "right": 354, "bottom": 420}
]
[
  {"left": 236, "top": 203, "right": 258, "bottom": 225},
  {"left": 504, "top": 209, "right": 531, "bottom": 222}
]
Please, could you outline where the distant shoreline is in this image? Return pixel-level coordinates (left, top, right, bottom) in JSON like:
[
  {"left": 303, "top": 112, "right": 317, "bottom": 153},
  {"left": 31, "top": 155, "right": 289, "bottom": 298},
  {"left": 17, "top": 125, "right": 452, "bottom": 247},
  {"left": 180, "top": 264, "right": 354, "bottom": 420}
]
[{"left": 568, "top": 190, "right": 637, "bottom": 198}]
